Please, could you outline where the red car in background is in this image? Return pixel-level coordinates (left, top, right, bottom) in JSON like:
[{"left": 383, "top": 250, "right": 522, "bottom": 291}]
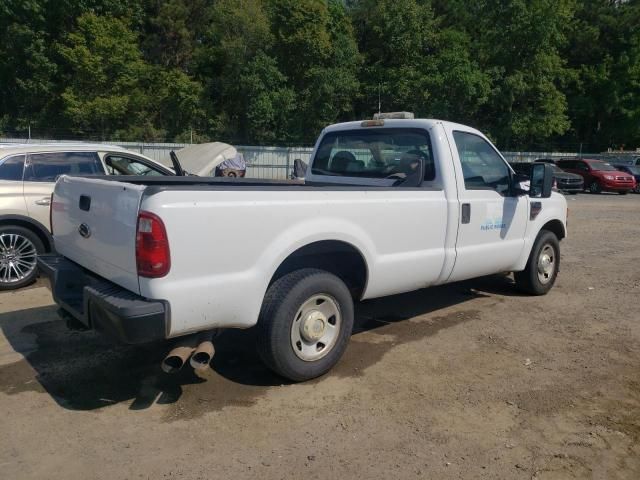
[{"left": 556, "top": 158, "right": 636, "bottom": 194}]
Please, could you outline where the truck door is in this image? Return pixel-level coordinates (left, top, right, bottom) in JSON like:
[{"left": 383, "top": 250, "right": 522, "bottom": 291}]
[{"left": 446, "top": 128, "right": 528, "bottom": 282}]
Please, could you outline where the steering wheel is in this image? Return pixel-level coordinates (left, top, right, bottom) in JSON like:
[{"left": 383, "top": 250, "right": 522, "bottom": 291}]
[{"left": 385, "top": 172, "right": 407, "bottom": 180}]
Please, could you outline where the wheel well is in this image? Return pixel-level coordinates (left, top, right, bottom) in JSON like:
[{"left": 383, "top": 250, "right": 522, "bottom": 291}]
[
  {"left": 541, "top": 219, "right": 565, "bottom": 240},
  {"left": 0, "top": 218, "right": 52, "bottom": 252},
  {"left": 270, "top": 241, "right": 368, "bottom": 299}
]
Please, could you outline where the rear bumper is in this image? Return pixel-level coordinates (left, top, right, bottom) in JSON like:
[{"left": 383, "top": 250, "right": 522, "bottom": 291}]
[{"left": 37, "top": 254, "right": 168, "bottom": 344}]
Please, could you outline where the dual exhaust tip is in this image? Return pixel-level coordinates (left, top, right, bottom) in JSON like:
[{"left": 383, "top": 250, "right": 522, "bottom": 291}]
[{"left": 161, "top": 331, "right": 216, "bottom": 374}]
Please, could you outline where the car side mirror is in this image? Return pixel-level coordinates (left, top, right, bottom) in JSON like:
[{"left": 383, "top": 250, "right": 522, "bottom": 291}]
[{"left": 530, "top": 163, "right": 554, "bottom": 198}]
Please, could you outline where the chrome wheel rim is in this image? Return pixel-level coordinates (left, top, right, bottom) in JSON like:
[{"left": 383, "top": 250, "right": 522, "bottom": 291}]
[
  {"left": 291, "top": 294, "right": 341, "bottom": 362},
  {"left": 537, "top": 244, "right": 556, "bottom": 285},
  {"left": 0, "top": 233, "right": 38, "bottom": 284}
]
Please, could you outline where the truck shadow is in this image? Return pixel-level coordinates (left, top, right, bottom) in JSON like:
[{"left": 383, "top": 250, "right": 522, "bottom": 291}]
[{"left": 0, "top": 274, "right": 516, "bottom": 412}]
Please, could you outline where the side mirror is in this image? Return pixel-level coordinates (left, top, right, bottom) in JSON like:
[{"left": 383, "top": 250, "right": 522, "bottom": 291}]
[
  {"left": 530, "top": 163, "right": 554, "bottom": 198},
  {"left": 292, "top": 159, "right": 308, "bottom": 179}
]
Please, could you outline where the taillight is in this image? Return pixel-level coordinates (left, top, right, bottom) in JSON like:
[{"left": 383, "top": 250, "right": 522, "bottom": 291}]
[{"left": 136, "top": 211, "right": 170, "bottom": 278}]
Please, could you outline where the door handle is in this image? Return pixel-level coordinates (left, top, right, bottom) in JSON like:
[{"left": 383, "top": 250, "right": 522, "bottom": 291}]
[
  {"left": 35, "top": 197, "right": 51, "bottom": 206},
  {"left": 461, "top": 203, "right": 471, "bottom": 224}
]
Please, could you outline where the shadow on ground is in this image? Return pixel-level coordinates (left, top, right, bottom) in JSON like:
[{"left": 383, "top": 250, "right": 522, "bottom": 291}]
[{"left": 0, "top": 275, "right": 514, "bottom": 412}]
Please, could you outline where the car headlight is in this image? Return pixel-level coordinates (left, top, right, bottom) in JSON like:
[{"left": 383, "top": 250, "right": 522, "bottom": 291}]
[{"left": 604, "top": 175, "right": 614, "bottom": 180}]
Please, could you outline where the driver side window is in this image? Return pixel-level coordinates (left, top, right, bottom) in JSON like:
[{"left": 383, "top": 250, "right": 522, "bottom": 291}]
[{"left": 453, "top": 131, "right": 510, "bottom": 195}]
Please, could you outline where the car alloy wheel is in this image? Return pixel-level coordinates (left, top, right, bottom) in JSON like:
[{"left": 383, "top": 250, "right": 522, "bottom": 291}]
[{"left": 0, "top": 233, "right": 38, "bottom": 285}]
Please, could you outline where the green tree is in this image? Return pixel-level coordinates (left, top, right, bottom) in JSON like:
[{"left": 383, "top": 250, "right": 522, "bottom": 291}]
[
  {"left": 57, "top": 13, "right": 149, "bottom": 138},
  {"left": 195, "top": 0, "right": 276, "bottom": 142},
  {"left": 563, "top": 0, "right": 640, "bottom": 150},
  {"left": 58, "top": 12, "right": 203, "bottom": 141},
  {"left": 144, "top": 0, "right": 210, "bottom": 71},
  {"left": 352, "top": 0, "right": 490, "bottom": 124},
  {"left": 268, "top": 0, "right": 361, "bottom": 141},
  {"left": 0, "top": 0, "right": 57, "bottom": 132},
  {"left": 453, "top": 0, "right": 574, "bottom": 148}
]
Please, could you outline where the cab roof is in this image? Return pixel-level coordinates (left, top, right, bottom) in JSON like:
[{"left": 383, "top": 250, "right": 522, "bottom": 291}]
[{"left": 322, "top": 118, "right": 484, "bottom": 136}]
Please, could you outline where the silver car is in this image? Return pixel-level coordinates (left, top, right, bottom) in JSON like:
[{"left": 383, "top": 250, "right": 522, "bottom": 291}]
[{"left": 0, "top": 143, "right": 173, "bottom": 290}]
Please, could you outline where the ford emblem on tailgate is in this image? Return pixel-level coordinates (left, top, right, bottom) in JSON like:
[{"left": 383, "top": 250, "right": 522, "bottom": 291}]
[{"left": 78, "top": 223, "right": 91, "bottom": 238}]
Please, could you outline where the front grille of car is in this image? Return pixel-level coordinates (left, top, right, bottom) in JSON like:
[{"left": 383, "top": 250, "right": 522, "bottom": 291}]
[
  {"left": 559, "top": 178, "right": 582, "bottom": 184},
  {"left": 616, "top": 176, "right": 632, "bottom": 182}
]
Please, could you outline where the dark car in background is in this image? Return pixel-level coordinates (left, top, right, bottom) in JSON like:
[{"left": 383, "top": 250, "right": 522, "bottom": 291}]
[
  {"left": 613, "top": 164, "right": 640, "bottom": 193},
  {"left": 556, "top": 158, "right": 636, "bottom": 194},
  {"left": 511, "top": 162, "right": 584, "bottom": 194}
]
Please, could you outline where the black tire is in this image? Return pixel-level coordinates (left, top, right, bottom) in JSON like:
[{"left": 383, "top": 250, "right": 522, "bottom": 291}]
[
  {"left": 514, "top": 230, "right": 560, "bottom": 296},
  {"left": 256, "top": 268, "right": 354, "bottom": 381},
  {"left": 589, "top": 182, "right": 602, "bottom": 194},
  {"left": 0, "top": 225, "right": 45, "bottom": 291}
]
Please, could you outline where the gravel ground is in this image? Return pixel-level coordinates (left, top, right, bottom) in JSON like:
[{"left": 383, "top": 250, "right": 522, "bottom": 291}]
[{"left": 1, "top": 193, "right": 639, "bottom": 480}]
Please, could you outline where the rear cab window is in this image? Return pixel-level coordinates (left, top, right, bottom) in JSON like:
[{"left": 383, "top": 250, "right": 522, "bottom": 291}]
[
  {"left": 311, "top": 128, "right": 435, "bottom": 186},
  {"left": 0, "top": 155, "right": 26, "bottom": 181},
  {"left": 24, "top": 152, "right": 104, "bottom": 182}
]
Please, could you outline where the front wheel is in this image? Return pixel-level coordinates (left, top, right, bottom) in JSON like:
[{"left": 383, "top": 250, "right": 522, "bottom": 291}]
[
  {"left": 0, "top": 226, "right": 45, "bottom": 290},
  {"left": 514, "top": 230, "right": 560, "bottom": 295},
  {"left": 257, "top": 268, "right": 354, "bottom": 381},
  {"left": 589, "top": 182, "right": 602, "bottom": 194}
]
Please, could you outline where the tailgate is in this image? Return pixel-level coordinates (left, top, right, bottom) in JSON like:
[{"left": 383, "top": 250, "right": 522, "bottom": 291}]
[{"left": 51, "top": 176, "right": 144, "bottom": 294}]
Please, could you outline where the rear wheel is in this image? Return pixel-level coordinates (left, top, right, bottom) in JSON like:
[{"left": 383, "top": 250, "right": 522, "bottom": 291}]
[
  {"left": 257, "top": 268, "right": 354, "bottom": 381},
  {"left": 589, "top": 182, "right": 602, "bottom": 194},
  {"left": 514, "top": 230, "right": 560, "bottom": 295},
  {"left": 634, "top": 184, "right": 640, "bottom": 194},
  {"left": 0, "top": 226, "right": 45, "bottom": 290}
]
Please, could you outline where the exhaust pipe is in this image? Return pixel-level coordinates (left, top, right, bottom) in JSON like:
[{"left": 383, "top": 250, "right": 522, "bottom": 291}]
[
  {"left": 161, "top": 334, "right": 201, "bottom": 373},
  {"left": 190, "top": 340, "right": 215, "bottom": 371}
]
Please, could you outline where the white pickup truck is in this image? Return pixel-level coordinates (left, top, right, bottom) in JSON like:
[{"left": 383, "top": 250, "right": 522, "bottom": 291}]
[{"left": 39, "top": 117, "right": 567, "bottom": 381}]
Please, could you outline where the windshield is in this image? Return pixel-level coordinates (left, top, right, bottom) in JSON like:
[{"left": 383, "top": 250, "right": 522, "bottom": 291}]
[
  {"left": 591, "top": 162, "right": 617, "bottom": 171},
  {"left": 551, "top": 165, "right": 564, "bottom": 174},
  {"left": 623, "top": 166, "right": 640, "bottom": 175},
  {"left": 312, "top": 128, "right": 434, "bottom": 180}
]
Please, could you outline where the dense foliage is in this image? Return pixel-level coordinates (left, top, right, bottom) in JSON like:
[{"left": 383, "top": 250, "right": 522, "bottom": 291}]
[{"left": 1, "top": 0, "right": 639, "bottom": 150}]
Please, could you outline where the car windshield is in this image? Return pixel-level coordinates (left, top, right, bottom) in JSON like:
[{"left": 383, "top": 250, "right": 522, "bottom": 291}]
[
  {"left": 551, "top": 165, "right": 564, "bottom": 173},
  {"left": 312, "top": 128, "right": 434, "bottom": 180},
  {"left": 590, "top": 162, "right": 617, "bottom": 171}
]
